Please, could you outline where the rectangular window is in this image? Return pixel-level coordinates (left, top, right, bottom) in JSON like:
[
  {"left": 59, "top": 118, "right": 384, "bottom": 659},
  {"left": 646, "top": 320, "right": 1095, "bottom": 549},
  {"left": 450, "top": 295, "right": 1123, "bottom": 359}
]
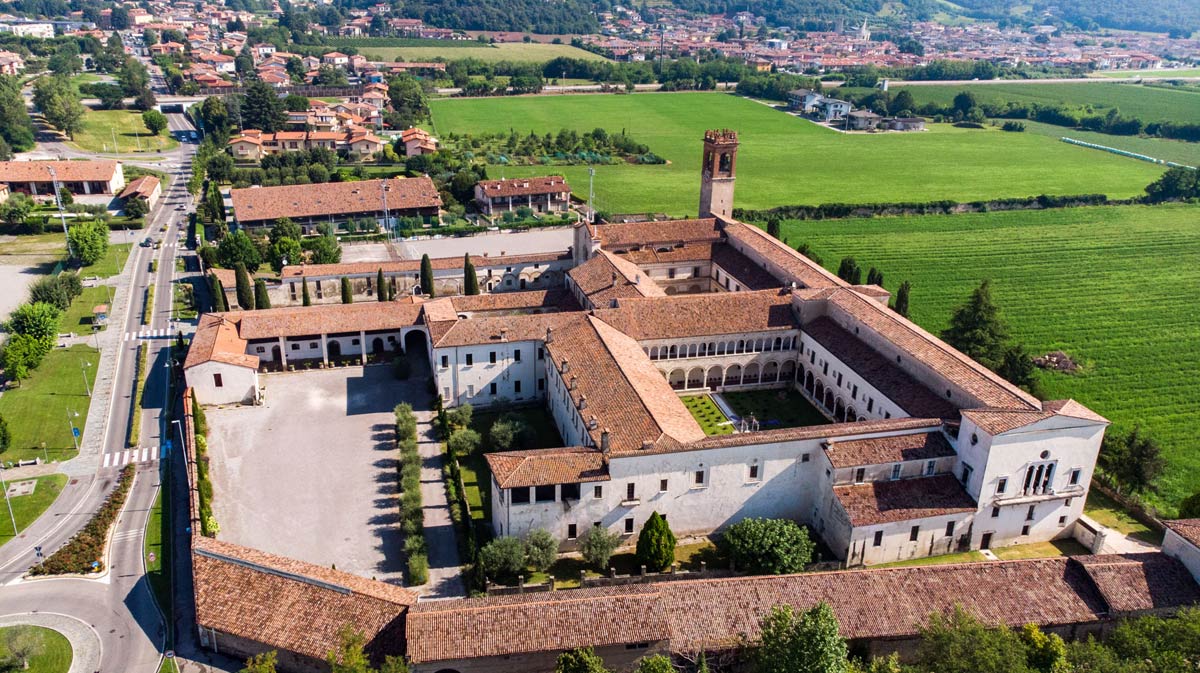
[
  {"left": 909, "top": 525, "right": 919, "bottom": 542},
  {"left": 891, "top": 464, "right": 902, "bottom": 480},
  {"left": 991, "top": 506, "right": 1000, "bottom": 518},
  {"left": 513, "top": 349, "right": 521, "bottom": 362},
  {"left": 309, "top": 342, "right": 317, "bottom": 349},
  {"left": 594, "top": 485, "right": 603, "bottom": 499},
  {"left": 538, "top": 347, "right": 545, "bottom": 360},
  {"left": 961, "top": 464, "right": 973, "bottom": 484},
  {"left": 511, "top": 488, "right": 530, "bottom": 504},
  {"left": 291, "top": 343, "right": 299, "bottom": 350},
  {"left": 489, "top": 351, "right": 497, "bottom": 364},
  {"left": 668, "top": 268, "right": 676, "bottom": 279},
  {"left": 749, "top": 464, "right": 760, "bottom": 481},
  {"left": 659, "top": 479, "right": 668, "bottom": 492},
  {"left": 854, "top": 468, "right": 866, "bottom": 484},
  {"left": 440, "top": 355, "right": 448, "bottom": 368},
  {"left": 624, "top": 518, "right": 634, "bottom": 534},
  {"left": 867, "top": 399, "right": 874, "bottom": 413},
  {"left": 213, "top": 373, "right": 223, "bottom": 387},
  {"left": 1026, "top": 505, "right": 1036, "bottom": 521},
  {"left": 538, "top": 379, "right": 545, "bottom": 391},
  {"left": 465, "top": 354, "right": 473, "bottom": 366},
  {"left": 351, "top": 339, "right": 359, "bottom": 345},
  {"left": 514, "top": 381, "right": 521, "bottom": 394},
  {"left": 255, "top": 346, "right": 265, "bottom": 353},
  {"left": 535, "top": 485, "right": 556, "bottom": 502},
  {"left": 996, "top": 478, "right": 1008, "bottom": 494},
  {"left": 1058, "top": 516, "right": 1067, "bottom": 527},
  {"left": 1021, "top": 524, "right": 1031, "bottom": 536},
  {"left": 626, "top": 483, "right": 635, "bottom": 500},
  {"left": 694, "top": 470, "right": 705, "bottom": 486},
  {"left": 1069, "top": 469, "right": 1081, "bottom": 485},
  {"left": 945, "top": 521, "right": 955, "bottom": 537},
  {"left": 467, "top": 385, "right": 475, "bottom": 397},
  {"left": 1065, "top": 497, "right": 1073, "bottom": 507},
  {"left": 837, "top": 372, "right": 843, "bottom": 386},
  {"left": 873, "top": 531, "right": 883, "bottom": 547},
  {"left": 568, "top": 524, "right": 577, "bottom": 540},
  {"left": 925, "top": 460, "right": 936, "bottom": 476},
  {"left": 489, "top": 382, "right": 497, "bottom": 395},
  {"left": 852, "top": 384, "right": 858, "bottom": 400},
  {"left": 561, "top": 483, "right": 580, "bottom": 500},
  {"left": 801, "top": 453, "right": 811, "bottom": 463}
]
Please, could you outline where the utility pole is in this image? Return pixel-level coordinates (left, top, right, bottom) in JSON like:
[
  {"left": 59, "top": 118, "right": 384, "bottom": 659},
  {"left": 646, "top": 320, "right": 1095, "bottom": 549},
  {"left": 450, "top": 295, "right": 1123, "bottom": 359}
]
[
  {"left": 0, "top": 469, "right": 16, "bottom": 537},
  {"left": 47, "top": 167, "right": 73, "bottom": 260},
  {"left": 587, "top": 166, "right": 596, "bottom": 224},
  {"left": 381, "top": 178, "right": 391, "bottom": 241}
]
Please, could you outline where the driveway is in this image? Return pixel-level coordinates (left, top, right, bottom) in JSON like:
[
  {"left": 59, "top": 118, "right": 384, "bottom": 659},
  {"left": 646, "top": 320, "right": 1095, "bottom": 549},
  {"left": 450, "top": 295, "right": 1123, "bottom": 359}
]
[{"left": 206, "top": 364, "right": 431, "bottom": 583}]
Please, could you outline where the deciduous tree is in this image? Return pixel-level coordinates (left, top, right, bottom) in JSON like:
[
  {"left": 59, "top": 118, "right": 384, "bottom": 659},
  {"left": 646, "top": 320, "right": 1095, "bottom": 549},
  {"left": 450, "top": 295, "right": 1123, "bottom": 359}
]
[
  {"left": 720, "top": 517, "right": 813, "bottom": 575},
  {"left": 142, "top": 109, "right": 168, "bottom": 135},
  {"left": 756, "top": 602, "right": 849, "bottom": 673},
  {"left": 633, "top": 655, "right": 673, "bottom": 673},
  {"left": 479, "top": 536, "right": 526, "bottom": 582},
  {"left": 217, "top": 231, "right": 262, "bottom": 271},
  {"left": 556, "top": 647, "right": 611, "bottom": 673},
  {"left": 0, "top": 414, "right": 8, "bottom": 450},
  {"left": 915, "top": 607, "right": 1030, "bottom": 673},
  {"left": 67, "top": 220, "right": 109, "bottom": 266},
  {"left": 8, "top": 302, "right": 62, "bottom": 356},
  {"left": 525, "top": 529, "right": 558, "bottom": 572},
  {"left": 578, "top": 525, "right": 621, "bottom": 570},
  {"left": 241, "top": 650, "right": 278, "bottom": 673}
]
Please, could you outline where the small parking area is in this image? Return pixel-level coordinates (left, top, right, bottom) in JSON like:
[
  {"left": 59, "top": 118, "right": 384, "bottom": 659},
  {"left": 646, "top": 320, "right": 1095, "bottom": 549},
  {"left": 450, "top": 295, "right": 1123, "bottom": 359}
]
[{"left": 206, "top": 363, "right": 430, "bottom": 583}]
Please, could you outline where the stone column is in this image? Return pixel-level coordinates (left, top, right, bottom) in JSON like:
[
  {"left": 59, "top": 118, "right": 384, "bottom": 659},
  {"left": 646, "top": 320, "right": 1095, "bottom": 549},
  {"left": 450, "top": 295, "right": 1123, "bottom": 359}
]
[
  {"left": 278, "top": 336, "right": 288, "bottom": 368},
  {"left": 321, "top": 333, "right": 329, "bottom": 366},
  {"left": 359, "top": 330, "right": 367, "bottom": 365}
]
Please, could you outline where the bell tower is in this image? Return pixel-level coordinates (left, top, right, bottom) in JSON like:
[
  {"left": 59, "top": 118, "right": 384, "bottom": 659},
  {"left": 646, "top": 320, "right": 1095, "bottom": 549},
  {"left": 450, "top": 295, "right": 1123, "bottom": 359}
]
[{"left": 698, "top": 129, "right": 738, "bottom": 220}]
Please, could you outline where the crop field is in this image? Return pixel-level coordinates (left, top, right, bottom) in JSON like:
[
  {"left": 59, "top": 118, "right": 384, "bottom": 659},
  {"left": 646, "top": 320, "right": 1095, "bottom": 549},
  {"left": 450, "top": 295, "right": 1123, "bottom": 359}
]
[
  {"left": 430, "top": 93, "right": 1165, "bottom": 215},
  {"left": 1093, "top": 68, "right": 1200, "bottom": 78},
  {"left": 347, "top": 41, "right": 606, "bottom": 63},
  {"left": 885, "top": 82, "right": 1200, "bottom": 125},
  {"left": 780, "top": 203, "right": 1200, "bottom": 511},
  {"left": 1020, "top": 120, "right": 1200, "bottom": 167}
]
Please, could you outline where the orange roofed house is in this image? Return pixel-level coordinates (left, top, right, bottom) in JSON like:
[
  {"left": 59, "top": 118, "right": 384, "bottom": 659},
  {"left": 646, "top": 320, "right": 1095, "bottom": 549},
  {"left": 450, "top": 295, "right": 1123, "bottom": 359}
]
[
  {"left": 474, "top": 176, "right": 572, "bottom": 216},
  {"left": 228, "top": 177, "right": 442, "bottom": 232}
]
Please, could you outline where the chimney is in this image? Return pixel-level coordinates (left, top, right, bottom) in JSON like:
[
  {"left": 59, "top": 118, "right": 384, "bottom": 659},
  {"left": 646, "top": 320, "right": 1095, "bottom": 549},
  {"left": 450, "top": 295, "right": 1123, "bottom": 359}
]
[
  {"left": 578, "top": 396, "right": 587, "bottom": 410},
  {"left": 545, "top": 326, "right": 554, "bottom": 343},
  {"left": 600, "top": 429, "right": 610, "bottom": 454},
  {"left": 611, "top": 272, "right": 618, "bottom": 287},
  {"left": 588, "top": 415, "right": 598, "bottom": 430},
  {"left": 561, "top": 358, "right": 569, "bottom": 374},
  {"left": 569, "top": 376, "right": 578, "bottom": 391},
  {"left": 641, "top": 440, "right": 653, "bottom": 451},
  {"left": 635, "top": 274, "right": 641, "bottom": 285}
]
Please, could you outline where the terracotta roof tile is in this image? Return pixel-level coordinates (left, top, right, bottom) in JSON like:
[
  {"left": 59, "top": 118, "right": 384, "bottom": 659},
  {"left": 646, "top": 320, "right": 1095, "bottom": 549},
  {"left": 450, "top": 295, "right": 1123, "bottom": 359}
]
[
  {"left": 485, "top": 447, "right": 610, "bottom": 489},
  {"left": 832, "top": 474, "right": 977, "bottom": 526},
  {"left": 722, "top": 220, "right": 843, "bottom": 289},
  {"left": 824, "top": 431, "right": 955, "bottom": 469},
  {"left": 119, "top": 175, "right": 160, "bottom": 200},
  {"left": 477, "top": 176, "right": 571, "bottom": 198},
  {"left": 594, "top": 288, "right": 797, "bottom": 341},
  {"left": 230, "top": 177, "right": 441, "bottom": 224},
  {"left": 279, "top": 251, "right": 569, "bottom": 280},
  {"left": 962, "top": 399, "right": 1108, "bottom": 436},
  {"left": 569, "top": 251, "right": 664, "bottom": 308},
  {"left": 691, "top": 418, "right": 945, "bottom": 451},
  {"left": 449, "top": 289, "right": 579, "bottom": 314},
  {"left": 432, "top": 311, "right": 582, "bottom": 348},
  {"left": 183, "top": 314, "right": 257, "bottom": 370},
  {"left": 1165, "top": 519, "right": 1200, "bottom": 549},
  {"left": 0, "top": 160, "right": 120, "bottom": 183},
  {"left": 1073, "top": 553, "right": 1200, "bottom": 613},
  {"left": 235, "top": 303, "right": 423, "bottom": 340},
  {"left": 594, "top": 218, "right": 722, "bottom": 249}
]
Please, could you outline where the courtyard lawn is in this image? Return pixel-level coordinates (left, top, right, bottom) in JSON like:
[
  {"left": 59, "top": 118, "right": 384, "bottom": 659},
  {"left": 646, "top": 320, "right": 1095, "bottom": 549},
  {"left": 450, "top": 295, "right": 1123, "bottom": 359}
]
[
  {"left": 1084, "top": 489, "right": 1160, "bottom": 545},
  {"left": 870, "top": 550, "right": 986, "bottom": 568},
  {"left": 60, "top": 285, "right": 112, "bottom": 333},
  {"left": 69, "top": 109, "right": 179, "bottom": 154},
  {"left": 461, "top": 406, "right": 565, "bottom": 526},
  {"left": 428, "top": 93, "right": 1165, "bottom": 216},
  {"left": 348, "top": 41, "right": 607, "bottom": 64},
  {"left": 0, "top": 474, "right": 68, "bottom": 545},
  {"left": 681, "top": 395, "right": 733, "bottom": 435},
  {"left": 0, "top": 625, "right": 72, "bottom": 673},
  {"left": 720, "top": 388, "right": 829, "bottom": 430},
  {"left": 0, "top": 345, "right": 99, "bottom": 464},
  {"left": 990, "top": 538, "right": 1091, "bottom": 561},
  {"left": 782, "top": 203, "right": 1200, "bottom": 511}
]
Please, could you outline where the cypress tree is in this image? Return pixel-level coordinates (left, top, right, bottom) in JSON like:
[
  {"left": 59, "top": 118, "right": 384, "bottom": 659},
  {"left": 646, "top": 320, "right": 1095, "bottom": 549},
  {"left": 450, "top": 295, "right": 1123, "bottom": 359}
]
[
  {"left": 766, "top": 216, "right": 781, "bottom": 240},
  {"left": 253, "top": 279, "right": 271, "bottom": 309},
  {"left": 867, "top": 267, "right": 883, "bottom": 286},
  {"left": 836, "top": 257, "right": 861, "bottom": 284},
  {"left": 941, "top": 279, "right": 1008, "bottom": 367},
  {"left": 893, "top": 280, "right": 911, "bottom": 317},
  {"left": 340, "top": 276, "right": 353, "bottom": 304},
  {"left": 635, "top": 511, "right": 676, "bottom": 572},
  {"left": 209, "top": 274, "right": 228, "bottom": 311},
  {"left": 419, "top": 253, "right": 435, "bottom": 297},
  {"left": 795, "top": 242, "right": 822, "bottom": 265},
  {"left": 234, "top": 262, "right": 255, "bottom": 310},
  {"left": 463, "top": 253, "right": 480, "bottom": 295},
  {"left": 302, "top": 277, "right": 311, "bottom": 306},
  {"left": 377, "top": 268, "right": 387, "bottom": 302}
]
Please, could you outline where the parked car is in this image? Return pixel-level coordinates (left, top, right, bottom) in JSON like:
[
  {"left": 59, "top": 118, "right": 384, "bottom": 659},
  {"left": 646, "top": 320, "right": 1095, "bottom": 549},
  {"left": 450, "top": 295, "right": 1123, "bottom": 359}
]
[{"left": 140, "top": 238, "right": 153, "bottom": 247}]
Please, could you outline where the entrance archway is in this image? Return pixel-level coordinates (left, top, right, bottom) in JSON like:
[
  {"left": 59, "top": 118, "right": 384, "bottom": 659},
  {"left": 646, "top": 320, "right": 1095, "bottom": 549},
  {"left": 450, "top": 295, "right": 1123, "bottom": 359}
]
[
  {"left": 271, "top": 345, "right": 281, "bottom": 363},
  {"left": 328, "top": 340, "right": 342, "bottom": 360},
  {"left": 372, "top": 337, "right": 385, "bottom": 355},
  {"left": 404, "top": 330, "right": 428, "bottom": 358}
]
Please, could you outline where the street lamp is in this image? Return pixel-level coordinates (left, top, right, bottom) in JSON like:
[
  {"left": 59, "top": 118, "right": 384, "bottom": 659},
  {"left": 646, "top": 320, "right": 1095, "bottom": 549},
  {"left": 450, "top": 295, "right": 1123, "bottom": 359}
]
[
  {"left": 66, "top": 410, "right": 80, "bottom": 453},
  {"left": 0, "top": 469, "right": 17, "bottom": 539},
  {"left": 171, "top": 419, "right": 184, "bottom": 455},
  {"left": 80, "top": 359, "right": 92, "bottom": 397}
]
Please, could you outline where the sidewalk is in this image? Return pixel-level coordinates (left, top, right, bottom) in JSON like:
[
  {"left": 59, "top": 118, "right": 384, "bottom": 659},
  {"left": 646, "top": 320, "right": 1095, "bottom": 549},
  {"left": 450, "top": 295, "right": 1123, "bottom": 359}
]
[{"left": 415, "top": 412, "right": 465, "bottom": 599}]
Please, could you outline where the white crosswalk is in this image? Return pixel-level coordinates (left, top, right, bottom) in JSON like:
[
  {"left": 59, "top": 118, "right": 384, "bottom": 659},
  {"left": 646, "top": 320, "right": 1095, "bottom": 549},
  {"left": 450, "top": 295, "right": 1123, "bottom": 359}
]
[
  {"left": 124, "top": 328, "right": 171, "bottom": 341},
  {"left": 101, "top": 446, "right": 156, "bottom": 468}
]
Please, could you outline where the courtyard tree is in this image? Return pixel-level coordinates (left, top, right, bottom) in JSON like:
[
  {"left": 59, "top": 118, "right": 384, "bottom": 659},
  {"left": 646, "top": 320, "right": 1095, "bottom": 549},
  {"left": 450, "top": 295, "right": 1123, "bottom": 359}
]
[
  {"left": 341, "top": 277, "right": 353, "bottom": 304},
  {"left": 755, "top": 602, "right": 848, "bottom": 673},
  {"left": 489, "top": 416, "right": 527, "bottom": 451},
  {"left": 254, "top": 279, "right": 272, "bottom": 309},
  {"left": 209, "top": 275, "right": 229, "bottom": 311},
  {"left": 578, "top": 525, "right": 621, "bottom": 570},
  {"left": 633, "top": 655, "right": 673, "bottom": 673},
  {"left": 892, "top": 280, "right": 911, "bottom": 317},
  {"left": 915, "top": 607, "right": 1031, "bottom": 673},
  {"left": 269, "top": 237, "right": 301, "bottom": 273},
  {"left": 142, "top": 109, "right": 168, "bottom": 135},
  {"left": 301, "top": 278, "right": 312, "bottom": 306},
  {"left": 217, "top": 230, "right": 262, "bottom": 271},
  {"left": 635, "top": 511, "right": 676, "bottom": 571},
  {"left": 419, "top": 254, "right": 434, "bottom": 297},
  {"left": 8, "top": 302, "right": 62, "bottom": 357},
  {"left": 940, "top": 280, "right": 1007, "bottom": 368},
  {"left": 447, "top": 428, "right": 481, "bottom": 459},
  {"left": 377, "top": 269, "right": 387, "bottom": 302},
  {"left": 235, "top": 263, "right": 255, "bottom": 310},
  {"left": 269, "top": 217, "right": 302, "bottom": 244},
  {"left": 306, "top": 232, "right": 342, "bottom": 265},
  {"left": 525, "top": 528, "right": 559, "bottom": 572},
  {"left": 463, "top": 254, "right": 480, "bottom": 295},
  {"left": 720, "top": 517, "right": 813, "bottom": 575},
  {"left": 446, "top": 403, "right": 473, "bottom": 431},
  {"left": 556, "top": 647, "right": 611, "bottom": 673},
  {"left": 836, "top": 257, "right": 862, "bottom": 284},
  {"left": 67, "top": 220, "right": 110, "bottom": 266},
  {"left": 479, "top": 536, "right": 526, "bottom": 582}
]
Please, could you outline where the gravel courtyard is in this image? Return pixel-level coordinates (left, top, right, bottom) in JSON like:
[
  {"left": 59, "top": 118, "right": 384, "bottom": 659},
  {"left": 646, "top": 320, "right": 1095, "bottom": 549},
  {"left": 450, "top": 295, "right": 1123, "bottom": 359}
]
[{"left": 207, "top": 364, "right": 431, "bottom": 583}]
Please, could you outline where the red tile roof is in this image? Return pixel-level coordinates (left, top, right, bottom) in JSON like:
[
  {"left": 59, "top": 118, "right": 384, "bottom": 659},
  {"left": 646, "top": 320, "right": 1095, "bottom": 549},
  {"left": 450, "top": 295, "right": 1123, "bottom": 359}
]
[
  {"left": 593, "top": 218, "right": 723, "bottom": 249},
  {"left": 1074, "top": 553, "right": 1200, "bottom": 614},
  {"left": 232, "top": 302, "right": 425, "bottom": 340},
  {"left": 832, "top": 474, "right": 977, "bottom": 526},
  {"left": 119, "top": 175, "right": 160, "bottom": 200},
  {"left": 594, "top": 288, "right": 797, "bottom": 341},
  {"left": 476, "top": 176, "right": 571, "bottom": 199},
  {"left": 722, "top": 220, "right": 843, "bottom": 290},
  {"left": 0, "top": 160, "right": 120, "bottom": 183},
  {"left": 824, "top": 431, "right": 955, "bottom": 469},
  {"left": 485, "top": 447, "right": 610, "bottom": 488},
  {"left": 230, "top": 177, "right": 441, "bottom": 224},
  {"left": 278, "top": 251, "right": 569, "bottom": 280},
  {"left": 962, "top": 399, "right": 1109, "bottom": 436},
  {"left": 184, "top": 314, "right": 258, "bottom": 370},
  {"left": 569, "top": 250, "right": 665, "bottom": 308},
  {"left": 1165, "top": 519, "right": 1200, "bottom": 549}
]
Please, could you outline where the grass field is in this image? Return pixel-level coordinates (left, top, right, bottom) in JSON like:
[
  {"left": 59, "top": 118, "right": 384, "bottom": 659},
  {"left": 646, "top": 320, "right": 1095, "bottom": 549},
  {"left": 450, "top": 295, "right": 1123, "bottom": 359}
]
[
  {"left": 681, "top": 395, "right": 733, "bottom": 435},
  {"left": 781, "top": 203, "right": 1200, "bottom": 511},
  {"left": 1084, "top": 489, "right": 1159, "bottom": 544},
  {"left": 145, "top": 472, "right": 172, "bottom": 642},
  {"left": 352, "top": 42, "right": 607, "bottom": 64},
  {"left": 0, "top": 474, "right": 68, "bottom": 545},
  {"left": 885, "top": 82, "right": 1200, "bottom": 124},
  {"left": 721, "top": 389, "right": 830, "bottom": 430},
  {"left": 84, "top": 243, "right": 131, "bottom": 278},
  {"left": 61, "top": 285, "right": 112, "bottom": 333},
  {"left": 70, "top": 109, "right": 179, "bottom": 153},
  {"left": 0, "top": 345, "right": 99, "bottom": 464},
  {"left": 0, "top": 624, "right": 72, "bottom": 672},
  {"left": 1020, "top": 120, "right": 1200, "bottom": 167},
  {"left": 429, "top": 93, "right": 1165, "bottom": 215},
  {"left": 1093, "top": 68, "right": 1200, "bottom": 78}
]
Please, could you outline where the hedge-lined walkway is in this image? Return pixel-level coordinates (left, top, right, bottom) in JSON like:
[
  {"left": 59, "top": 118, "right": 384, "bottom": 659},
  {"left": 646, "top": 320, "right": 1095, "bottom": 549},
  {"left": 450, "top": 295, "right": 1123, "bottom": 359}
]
[{"left": 416, "top": 410, "right": 465, "bottom": 599}]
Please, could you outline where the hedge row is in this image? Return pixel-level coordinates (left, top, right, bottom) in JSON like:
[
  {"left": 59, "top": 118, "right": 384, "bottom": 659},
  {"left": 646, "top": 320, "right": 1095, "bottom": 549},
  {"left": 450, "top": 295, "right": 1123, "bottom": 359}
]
[
  {"left": 732, "top": 193, "right": 1120, "bottom": 223},
  {"left": 439, "top": 401, "right": 486, "bottom": 595},
  {"left": 142, "top": 285, "right": 154, "bottom": 326},
  {"left": 30, "top": 464, "right": 136, "bottom": 575},
  {"left": 127, "top": 343, "right": 148, "bottom": 448},
  {"left": 396, "top": 402, "right": 428, "bottom": 585},
  {"left": 192, "top": 397, "right": 218, "bottom": 536}
]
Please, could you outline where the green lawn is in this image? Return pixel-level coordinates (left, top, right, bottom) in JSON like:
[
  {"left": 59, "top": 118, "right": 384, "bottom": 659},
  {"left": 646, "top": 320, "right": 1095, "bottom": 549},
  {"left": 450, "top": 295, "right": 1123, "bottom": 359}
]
[
  {"left": 1019, "top": 119, "right": 1200, "bottom": 167},
  {"left": 0, "top": 624, "right": 72, "bottom": 672},
  {"left": 0, "top": 233, "right": 66, "bottom": 264},
  {"left": 0, "top": 345, "right": 98, "bottom": 463},
  {"left": 681, "top": 395, "right": 733, "bottom": 435},
  {"left": 1093, "top": 68, "right": 1200, "bottom": 78},
  {"left": 82, "top": 243, "right": 131, "bottom": 278},
  {"left": 461, "top": 406, "right": 565, "bottom": 526},
  {"left": 429, "top": 93, "right": 1165, "bottom": 215},
  {"left": 871, "top": 550, "right": 986, "bottom": 568},
  {"left": 991, "top": 538, "right": 1091, "bottom": 560},
  {"left": 145, "top": 471, "right": 172, "bottom": 640},
  {"left": 1084, "top": 489, "right": 1160, "bottom": 544},
  {"left": 0, "top": 474, "right": 68, "bottom": 545},
  {"left": 353, "top": 42, "right": 607, "bottom": 64},
  {"left": 783, "top": 203, "right": 1200, "bottom": 511},
  {"left": 60, "top": 285, "right": 112, "bottom": 333},
  {"left": 720, "top": 389, "right": 829, "bottom": 430},
  {"left": 70, "top": 109, "right": 179, "bottom": 154}
]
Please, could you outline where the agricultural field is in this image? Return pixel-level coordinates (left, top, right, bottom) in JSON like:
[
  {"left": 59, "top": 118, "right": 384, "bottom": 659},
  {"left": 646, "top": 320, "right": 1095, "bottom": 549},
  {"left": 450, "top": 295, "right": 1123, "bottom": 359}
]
[
  {"left": 1020, "top": 120, "right": 1200, "bottom": 167},
  {"left": 430, "top": 93, "right": 1165, "bottom": 215},
  {"left": 885, "top": 82, "right": 1200, "bottom": 125},
  {"left": 780, "top": 203, "right": 1200, "bottom": 511},
  {"left": 1093, "top": 68, "right": 1200, "bottom": 78},
  {"left": 70, "top": 109, "right": 179, "bottom": 154},
  {"left": 347, "top": 41, "right": 606, "bottom": 63}
]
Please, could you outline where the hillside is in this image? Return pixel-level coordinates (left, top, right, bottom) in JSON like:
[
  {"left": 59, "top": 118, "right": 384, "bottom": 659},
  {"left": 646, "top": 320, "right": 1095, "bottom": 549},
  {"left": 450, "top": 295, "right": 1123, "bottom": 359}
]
[{"left": 952, "top": 0, "right": 1200, "bottom": 35}]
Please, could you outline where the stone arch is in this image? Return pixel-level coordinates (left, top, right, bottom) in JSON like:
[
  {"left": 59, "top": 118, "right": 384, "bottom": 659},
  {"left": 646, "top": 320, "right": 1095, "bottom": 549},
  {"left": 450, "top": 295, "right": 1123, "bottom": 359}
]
[
  {"left": 372, "top": 337, "right": 385, "bottom": 355},
  {"left": 271, "top": 345, "right": 281, "bottom": 363},
  {"left": 804, "top": 370, "right": 815, "bottom": 393},
  {"left": 706, "top": 365, "right": 723, "bottom": 389},
  {"left": 665, "top": 286, "right": 679, "bottom": 295},
  {"left": 669, "top": 369, "right": 686, "bottom": 389},
  {"left": 726, "top": 364, "right": 742, "bottom": 386},
  {"left": 781, "top": 360, "right": 796, "bottom": 382},
  {"left": 834, "top": 398, "right": 846, "bottom": 422},
  {"left": 687, "top": 367, "right": 705, "bottom": 388},
  {"left": 688, "top": 343, "right": 699, "bottom": 358},
  {"left": 773, "top": 336, "right": 783, "bottom": 351},
  {"left": 823, "top": 388, "right": 834, "bottom": 411},
  {"left": 762, "top": 360, "right": 780, "bottom": 382},
  {"left": 736, "top": 340, "right": 746, "bottom": 354},
  {"left": 404, "top": 330, "right": 428, "bottom": 358},
  {"left": 744, "top": 362, "right": 760, "bottom": 385},
  {"left": 689, "top": 283, "right": 702, "bottom": 293},
  {"left": 846, "top": 407, "right": 858, "bottom": 422},
  {"left": 668, "top": 344, "right": 678, "bottom": 359},
  {"left": 328, "top": 340, "right": 342, "bottom": 360}
]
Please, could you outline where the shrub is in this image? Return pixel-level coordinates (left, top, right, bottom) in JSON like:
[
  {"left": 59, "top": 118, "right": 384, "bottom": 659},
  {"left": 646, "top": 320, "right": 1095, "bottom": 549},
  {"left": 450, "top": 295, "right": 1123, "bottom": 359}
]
[
  {"left": 31, "top": 465, "right": 135, "bottom": 575},
  {"left": 446, "top": 403, "right": 473, "bottom": 430},
  {"left": 448, "top": 428, "right": 481, "bottom": 459},
  {"left": 407, "top": 553, "right": 429, "bottom": 585},
  {"left": 635, "top": 511, "right": 676, "bottom": 571},
  {"left": 579, "top": 525, "right": 622, "bottom": 571},
  {"left": 394, "top": 402, "right": 417, "bottom": 441},
  {"left": 479, "top": 536, "right": 527, "bottom": 582},
  {"left": 719, "top": 518, "right": 814, "bottom": 574},
  {"left": 525, "top": 529, "right": 559, "bottom": 572}
]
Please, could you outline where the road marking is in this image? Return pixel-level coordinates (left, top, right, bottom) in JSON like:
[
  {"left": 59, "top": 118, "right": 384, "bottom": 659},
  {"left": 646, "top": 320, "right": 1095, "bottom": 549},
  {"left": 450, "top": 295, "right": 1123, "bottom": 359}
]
[
  {"left": 141, "top": 447, "right": 150, "bottom": 462},
  {"left": 102, "top": 452, "right": 111, "bottom": 468}
]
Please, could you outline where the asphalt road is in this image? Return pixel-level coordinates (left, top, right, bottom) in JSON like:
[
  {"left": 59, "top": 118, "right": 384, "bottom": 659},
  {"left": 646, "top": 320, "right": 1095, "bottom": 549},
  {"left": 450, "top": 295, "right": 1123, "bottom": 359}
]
[{"left": 0, "top": 112, "right": 201, "bottom": 671}]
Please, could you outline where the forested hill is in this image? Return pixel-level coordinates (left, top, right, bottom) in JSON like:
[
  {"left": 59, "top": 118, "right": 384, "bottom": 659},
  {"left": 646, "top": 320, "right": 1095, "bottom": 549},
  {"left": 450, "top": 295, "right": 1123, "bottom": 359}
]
[
  {"left": 662, "top": 0, "right": 885, "bottom": 28},
  {"left": 396, "top": 0, "right": 600, "bottom": 34},
  {"left": 954, "top": 0, "right": 1200, "bottom": 36}
]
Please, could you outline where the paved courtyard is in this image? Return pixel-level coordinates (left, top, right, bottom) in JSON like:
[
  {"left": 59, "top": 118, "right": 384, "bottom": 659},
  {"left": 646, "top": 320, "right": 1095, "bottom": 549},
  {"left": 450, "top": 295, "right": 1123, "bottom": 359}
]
[
  {"left": 399, "top": 227, "right": 574, "bottom": 260},
  {"left": 207, "top": 364, "right": 432, "bottom": 583}
]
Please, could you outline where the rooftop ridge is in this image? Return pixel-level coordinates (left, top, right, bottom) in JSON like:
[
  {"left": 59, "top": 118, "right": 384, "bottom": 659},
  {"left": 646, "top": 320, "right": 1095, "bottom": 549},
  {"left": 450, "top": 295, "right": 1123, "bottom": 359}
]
[{"left": 194, "top": 547, "right": 352, "bottom": 595}]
